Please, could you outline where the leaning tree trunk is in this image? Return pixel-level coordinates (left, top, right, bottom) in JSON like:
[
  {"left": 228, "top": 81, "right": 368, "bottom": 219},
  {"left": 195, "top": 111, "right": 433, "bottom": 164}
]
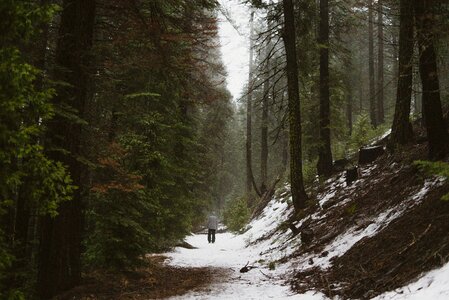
[
  {"left": 377, "top": 0, "right": 385, "bottom": 124},
  {"left": 37, "top": 0, "right": 96, "bottom": 298},
  {"left": 282, "top": 0, "right": 308, "bottom": 211},
  {"left": 368, "top": 0, "right": 377, "bottom": 128},
  {"left": 389, "top": 0, "right": 414, "bottom": 148},
  {"left": 317, "top": 0, "right": 333, "bottom": 177},
  {"left": 260, "top": 13, "right": 272, "bottom": 195},
  {"left": 414, "top": 0, "right": 449, "bottom": 160}
]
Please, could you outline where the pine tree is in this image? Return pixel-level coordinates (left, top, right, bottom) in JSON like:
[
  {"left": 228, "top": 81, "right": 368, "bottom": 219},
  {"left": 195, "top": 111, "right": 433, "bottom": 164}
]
[
  {"left": 389, "top": 0, "right": 414, "bottom": 148},
  {"left": 282, "top": 0, "right": 308, "bottom": 211},
  {"left": 317, "top": 0, "right": 333, "bottom": 177}
]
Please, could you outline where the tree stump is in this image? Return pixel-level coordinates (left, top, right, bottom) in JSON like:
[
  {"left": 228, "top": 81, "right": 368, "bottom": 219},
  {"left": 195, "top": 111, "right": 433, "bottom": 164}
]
[
  {"left": 358, "top": 146, "right": 385, "bottom": 165},
  {"left": 346, "top": 167, "right": 359, "bottom": 184}
]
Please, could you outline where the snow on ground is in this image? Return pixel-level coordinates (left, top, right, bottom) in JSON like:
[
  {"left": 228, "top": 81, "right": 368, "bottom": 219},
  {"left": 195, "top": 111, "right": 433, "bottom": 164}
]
[
  {"left": 298, "top": 176, "right": 446, "bottom": 271},
  {"left": 165, "top": 233, "right": 326, "bottom": 299},
  {"left": 165, "top": 195, "right": 327, "bottom": 299},
  {"left": 369, "top": 129, "right": 391, "bottom": 146},
  {"left": 374, "top": 262, "right": 449, "bottom": 300},
  {"left": 164, "top": 170, "right": 446, "bottom": 299}
]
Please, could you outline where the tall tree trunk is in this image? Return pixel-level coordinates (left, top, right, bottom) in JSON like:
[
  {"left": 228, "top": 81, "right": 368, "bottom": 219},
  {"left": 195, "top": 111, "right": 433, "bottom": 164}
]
[
  {"left": 377, "top": 0, "right": 385, "bottom": 124},
  {"left": 389, "top": 0, "right": 414, "bottom": 148},
  {"left": 346, "top": 71, "right": 353, "bottom": 136},
  {"left": 246, "top": 11, "right": 255, "bottom": 198},
  {"left": 260, "top": 38, "right": 269, "bottom": 195},
  {"left": 282, "top": 0, "right": 308, "bottom": 211},
  {"left": 414, "top": 0, "right": 449, "bottom": 160},
  {"left": 317, "top": 0, "right": 333, "bottom": 177},
  {"left": 368, "top": 0, "right": 376, "bottom": 127},
  {"left": 392, "top": 16, "right": 399, "bottom": 89},
  {"left": 37, "top": 0, "right": 96, "bottom": 298}
]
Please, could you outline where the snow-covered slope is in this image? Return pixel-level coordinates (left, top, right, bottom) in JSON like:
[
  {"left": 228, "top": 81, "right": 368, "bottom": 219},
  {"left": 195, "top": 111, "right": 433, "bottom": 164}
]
[{"left": 166, "top": 146, "right": 449, "bottom": 299}]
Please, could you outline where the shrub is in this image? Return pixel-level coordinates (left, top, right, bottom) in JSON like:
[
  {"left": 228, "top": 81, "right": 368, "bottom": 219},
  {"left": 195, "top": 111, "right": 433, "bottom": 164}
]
[{"left": 223, "top": 196, "right": 250, "bottom": 232}]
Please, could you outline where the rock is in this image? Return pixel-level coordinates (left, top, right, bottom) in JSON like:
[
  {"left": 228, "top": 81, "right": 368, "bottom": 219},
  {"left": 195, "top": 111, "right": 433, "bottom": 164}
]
[
  {"left": 322, "top": 196, "right": 346, "bottom": 210},
  {"left": 354, "top": 217, "right": 372, "bottom": 230},
  {"left": 320, "top": 251, "right": 329, "bottom": 257},
  {"left": 346, "top": 167, "right": 359, "bottom": 185},
  {"left": 358, "top": 145, "right": 385, "bottom": 165}
]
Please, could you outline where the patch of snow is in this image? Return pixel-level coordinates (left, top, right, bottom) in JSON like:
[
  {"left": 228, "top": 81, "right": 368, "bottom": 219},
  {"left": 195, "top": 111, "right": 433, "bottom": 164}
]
[
  {"left": 373, "top": 262, "right": 449, "bottom": 300},
  {"left": 299, "top": 177, "right": 445, "bottom": 270},
  {"left": 369, "top": 129, "right": 391, "bottom": 146},
  {"left": 318, "top": 190, "right": 336, "bottom": 207}
]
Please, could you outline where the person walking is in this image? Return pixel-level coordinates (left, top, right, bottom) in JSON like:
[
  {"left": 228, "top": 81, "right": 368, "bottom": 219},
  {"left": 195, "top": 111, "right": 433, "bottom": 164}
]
[{"left": 207, "top": 213, "right": 218, "bottom": 243}]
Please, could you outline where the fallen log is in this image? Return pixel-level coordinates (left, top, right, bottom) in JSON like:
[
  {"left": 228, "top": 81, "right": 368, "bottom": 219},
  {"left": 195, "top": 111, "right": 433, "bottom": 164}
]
[
  {"left": 251, "top": 176, "right": 281, "bottom": 219},
  {"left": 175, "top": 241, "right": 197, "bottom": 249}
]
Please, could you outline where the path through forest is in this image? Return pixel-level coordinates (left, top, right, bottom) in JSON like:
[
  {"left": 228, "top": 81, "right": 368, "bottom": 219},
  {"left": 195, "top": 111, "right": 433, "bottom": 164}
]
[{"left": 164, "top": 232, "right": 323, "bottom": 299}]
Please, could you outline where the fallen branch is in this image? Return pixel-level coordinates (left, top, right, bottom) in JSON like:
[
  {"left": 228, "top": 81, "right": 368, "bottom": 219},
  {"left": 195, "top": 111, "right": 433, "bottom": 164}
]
[
  {"left": 240, "top": 261, "right": 258, "bottom": 273},
  {"left": 398, "top": 224, "right": 432, "bottom": 256},
  {"left": 259, "top": 270, "right": 274, "bottom": 279}
]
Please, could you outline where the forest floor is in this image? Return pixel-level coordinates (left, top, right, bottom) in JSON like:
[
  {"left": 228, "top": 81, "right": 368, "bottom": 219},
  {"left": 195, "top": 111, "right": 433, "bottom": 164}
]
[
  {"left": 56, "top": 231, "right": 302, "bottom": 300},
  {"left": 162, "top": 232, "right": 299, "bottom": 299},
  {"left": 54, "top": 255, "right": 221, "bottom": 299},
  {"left": 57, "top": 128, "right": 449, "bottom": 299}
]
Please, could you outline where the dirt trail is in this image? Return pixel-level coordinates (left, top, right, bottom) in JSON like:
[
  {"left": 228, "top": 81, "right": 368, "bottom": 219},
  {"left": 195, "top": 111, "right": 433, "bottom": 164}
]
[
  {"left": 54, "top": 255, "right": 225, "bottom": 299},
  {"left": 55, "top": 232, "right": 295, "bottom": 299}
]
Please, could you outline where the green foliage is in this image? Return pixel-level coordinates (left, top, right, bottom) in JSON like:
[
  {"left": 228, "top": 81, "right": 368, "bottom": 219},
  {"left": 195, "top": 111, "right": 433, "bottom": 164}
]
[
  {"left": 223, "top": 197, "right": 250, "bottom": 232},
  {"left": 268, "top": 261, "right": 276, "bottom": 270},
  {"left": 414, "top": 161, "right": 449, "bottom": 201},
  {"left": 346, "top": 203, "right": 358, "bottom": 215},
  {"left": 83, "top": 0, "right": 233, "bottom": 271},
  {"left": 303, "top": 160, "right": 318, "bottom": 185},
  {"left": 84, "top": 191, "right": 151, "bottom": 270},
  {"left": 0, "top": 1, "right": 71, "bottom": 297},
  {"left": 349, "top": 114, "right": 389, "bottom": 150},
  {"left": 415, "top": 160, "right": 449, "bottom": 178}
]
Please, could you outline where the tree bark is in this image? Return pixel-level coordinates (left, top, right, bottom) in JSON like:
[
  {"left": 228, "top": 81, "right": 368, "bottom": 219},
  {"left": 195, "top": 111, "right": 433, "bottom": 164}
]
[
  {"left": 377, "top": 0, "right": 385, "bottom": 124},
  {"left": 260, "top": 76, "right": 268, "bottom": 194},
  {"left": 37, "top": 0, "right": 96, "bottom": 298},
  {"left": 246, "top": 11, "right": 255, "bottom": 197},
  {"left": 368, "top": 0, "right": 377, "bottom": 127},
  {"left": 317, "top": 0, "right": 333, "bottom": 177},
  {"left": 389, "top": 0, "right": 414, "bottom": 148},
  {"left": 260, "top": 15, "right": 272, "bottom": 195},
  {"left": 414, "top": 0, "right": 449, "bottom": 160},
  {"left": 282, "top": 0, "right": 308, "bottom": 211}
]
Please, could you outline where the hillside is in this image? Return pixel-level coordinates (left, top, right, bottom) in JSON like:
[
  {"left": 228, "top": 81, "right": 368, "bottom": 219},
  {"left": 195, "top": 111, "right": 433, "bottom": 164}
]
[{"left": 246, "top": 135, "right": 449, "bottom": 299}]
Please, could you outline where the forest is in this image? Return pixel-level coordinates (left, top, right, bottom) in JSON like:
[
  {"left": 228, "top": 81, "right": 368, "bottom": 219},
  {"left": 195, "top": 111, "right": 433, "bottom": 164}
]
[{"left": 1, "top": 0, "right": 449, "bottom": 299}]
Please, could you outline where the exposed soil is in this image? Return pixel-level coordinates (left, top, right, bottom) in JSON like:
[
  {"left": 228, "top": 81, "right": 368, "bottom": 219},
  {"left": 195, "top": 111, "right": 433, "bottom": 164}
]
[
  {"left": 291, "top": 140, "right": 449, "bottom": 299},
  {"left": 54, "top": 256, "right": 228, "bottom": 299}
]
